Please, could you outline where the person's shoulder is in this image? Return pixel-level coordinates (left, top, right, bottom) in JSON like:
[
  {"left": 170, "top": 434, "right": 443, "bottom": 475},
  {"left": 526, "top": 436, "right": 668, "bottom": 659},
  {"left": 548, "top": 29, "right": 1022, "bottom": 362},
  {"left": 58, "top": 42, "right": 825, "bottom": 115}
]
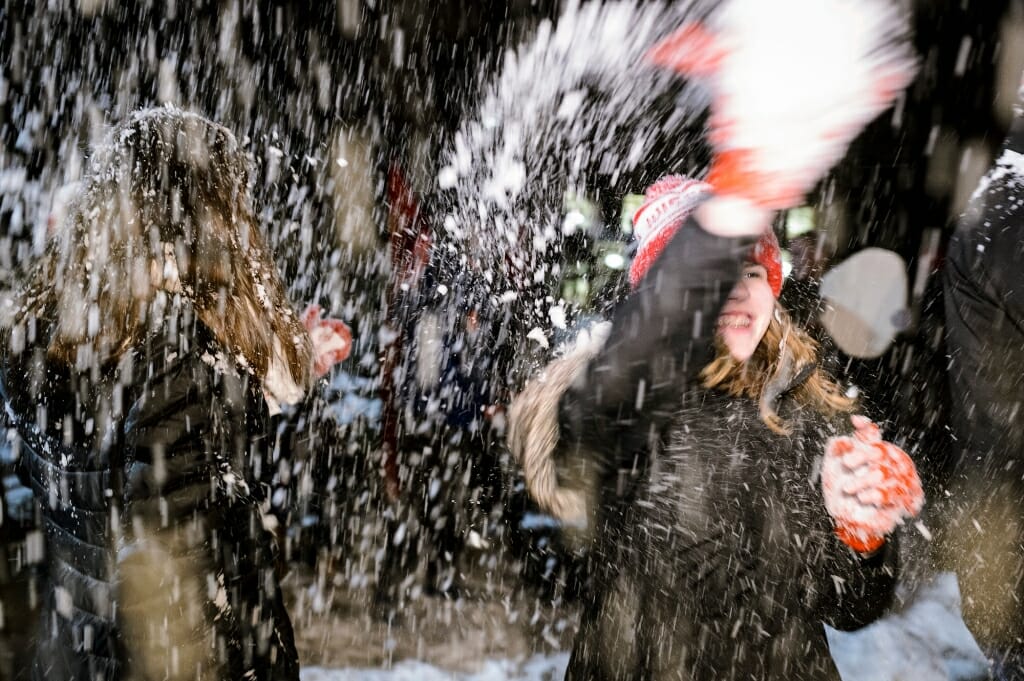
[
  {"left": 124, "top": 326, "right": 264, "bottom": 432},
  {"left": 128, "top": 309, "right": 257, "bottom": 406},
  {"left": 786, "top": 406, "right": 849, "bottom": 451},
  {"left": 946, "top": 166, "right": 1024, "bottom": 306},
  {"left": 0, "top": 317, "right": 76, "bottom": 416},
  {"left": 954, "top": 147, "right": 1024, "bottom": 249},
  {"left": 667, "top": 389, "right": 757, "bottom": 440}
]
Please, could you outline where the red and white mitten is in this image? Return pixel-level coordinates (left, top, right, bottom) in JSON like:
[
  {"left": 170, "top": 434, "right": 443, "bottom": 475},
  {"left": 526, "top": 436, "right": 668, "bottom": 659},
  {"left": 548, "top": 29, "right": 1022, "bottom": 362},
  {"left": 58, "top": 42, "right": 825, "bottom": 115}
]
[
  {"left": 647, "top": 0, "right": 917, "bottom": 210},
  {"left": 821, "top": 415, "right": 924, "bottom": 553},
  {"left": 302, "top": 304, "right": 353, "bottom": 378}
]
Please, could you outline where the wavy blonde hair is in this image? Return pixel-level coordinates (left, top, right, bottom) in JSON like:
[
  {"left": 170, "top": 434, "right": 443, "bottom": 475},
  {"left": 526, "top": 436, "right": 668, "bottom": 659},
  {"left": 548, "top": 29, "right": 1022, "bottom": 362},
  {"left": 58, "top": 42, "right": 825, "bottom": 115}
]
[
  {"left": 13, "top": 107, "right": 313, "bottom": 389},
  {"left": 700, "top": 302, "right": 854, "bottom": 434}
]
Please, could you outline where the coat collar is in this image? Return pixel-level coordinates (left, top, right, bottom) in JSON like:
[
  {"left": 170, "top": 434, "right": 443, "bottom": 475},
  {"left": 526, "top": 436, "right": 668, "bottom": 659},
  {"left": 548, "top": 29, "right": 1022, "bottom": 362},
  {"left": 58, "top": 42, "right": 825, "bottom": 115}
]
[{"left": 761, "top": 346, "right": 816, "bottom": 414}]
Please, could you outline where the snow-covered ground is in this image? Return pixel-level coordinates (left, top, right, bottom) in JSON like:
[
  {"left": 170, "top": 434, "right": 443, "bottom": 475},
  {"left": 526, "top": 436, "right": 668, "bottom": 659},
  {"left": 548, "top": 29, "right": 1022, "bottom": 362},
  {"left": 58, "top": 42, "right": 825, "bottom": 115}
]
[
  {"left": 301, "top": 653, "right": 569, "bottom": 681},
  {"left": 826, "top": 572, "right": 988, "bottom": 681},
  {"left": 292, "top": 572, "right": 990, "bottom": 681}
]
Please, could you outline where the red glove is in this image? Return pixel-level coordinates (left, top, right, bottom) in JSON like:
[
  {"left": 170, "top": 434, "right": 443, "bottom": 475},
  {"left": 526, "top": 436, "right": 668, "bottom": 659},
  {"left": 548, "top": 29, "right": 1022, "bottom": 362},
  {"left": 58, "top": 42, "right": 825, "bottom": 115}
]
[
  {"left": 821, "top": 415, "right": 923, "bottom": 553},
  {"left": 302, "top": 304, "right": 353, "bottom": 378}
]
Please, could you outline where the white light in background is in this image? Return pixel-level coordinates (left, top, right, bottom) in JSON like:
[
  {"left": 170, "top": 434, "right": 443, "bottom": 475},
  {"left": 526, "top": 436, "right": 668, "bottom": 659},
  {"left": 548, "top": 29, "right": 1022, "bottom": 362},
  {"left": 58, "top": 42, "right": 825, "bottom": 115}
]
[
  {"left": 603, "top": 252, "right": 626, "bottom": 270},
  {"left": 562, "top": 209, "right": 587, "bottom": 235},
  {"left": 619, "top": 193, "right": 645, "bottom": 235},
  {"left": 781, "top": 250, "right": 794, "bottom": 279},
  {"left": 785, "top": 206, "right": 816, "bottom": 239},
  {"left": 437, "top": 166, "right": 458, "bottom": 189}
]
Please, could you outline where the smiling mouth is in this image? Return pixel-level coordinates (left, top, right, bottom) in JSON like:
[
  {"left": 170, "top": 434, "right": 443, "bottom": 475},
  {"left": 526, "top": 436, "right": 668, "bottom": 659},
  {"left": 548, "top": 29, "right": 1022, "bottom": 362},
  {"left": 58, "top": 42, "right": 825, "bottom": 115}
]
[{"left": 717, "top": 313, "right": 752, "bottom": 329}]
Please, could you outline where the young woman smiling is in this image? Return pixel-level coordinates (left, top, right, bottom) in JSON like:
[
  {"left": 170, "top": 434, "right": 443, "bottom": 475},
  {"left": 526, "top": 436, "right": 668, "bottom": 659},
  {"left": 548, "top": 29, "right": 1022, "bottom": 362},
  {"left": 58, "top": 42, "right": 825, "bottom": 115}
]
[{"left": 509, "top": 176, "right": 923, "bottom": 680}]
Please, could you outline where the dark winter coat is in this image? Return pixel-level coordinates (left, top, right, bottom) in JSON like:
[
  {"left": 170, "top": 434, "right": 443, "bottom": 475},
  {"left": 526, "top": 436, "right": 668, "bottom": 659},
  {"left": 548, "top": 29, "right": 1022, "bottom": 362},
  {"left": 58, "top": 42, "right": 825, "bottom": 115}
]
[
  {"left": 564, "top": 376, "right": 898, "bottom": 681},
  {"left": 938, "top": 105, "right": 1024, "bottom": 651},
  {"left": 944, "top": 112, "right": 1024, "bottom": 465},
  {"left": 0, "top": 301, "right": 299, "bottom": 681},
  {"left": 556, "top": 218, "right": 897, "bottom": 680}
]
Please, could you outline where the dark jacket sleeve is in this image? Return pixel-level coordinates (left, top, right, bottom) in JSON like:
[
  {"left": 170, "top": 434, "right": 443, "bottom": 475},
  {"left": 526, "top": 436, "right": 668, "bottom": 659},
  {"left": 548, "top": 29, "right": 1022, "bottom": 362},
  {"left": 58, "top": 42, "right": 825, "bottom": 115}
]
[
  {"left": 805, "top": 411, "right": 899, "bottom": 631},
  {"left": 119, "top": 345, "right": 300, "bottom": 680},
  {"left": 121, "top": 351, "right": 261, "bottom": 517},
  {"left": 814, "top": 533, "right": 899, "bottom": 631},
  {"left": 559, "top": 215, "right": 757, "bottom": 468}
]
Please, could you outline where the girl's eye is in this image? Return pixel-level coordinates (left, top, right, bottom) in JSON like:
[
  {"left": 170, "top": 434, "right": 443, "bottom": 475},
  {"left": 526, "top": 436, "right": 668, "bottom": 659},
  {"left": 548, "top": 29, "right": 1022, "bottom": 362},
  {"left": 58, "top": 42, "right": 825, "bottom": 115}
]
[{"left": 744, "top": 269, "right": 762, "bottom": 279}]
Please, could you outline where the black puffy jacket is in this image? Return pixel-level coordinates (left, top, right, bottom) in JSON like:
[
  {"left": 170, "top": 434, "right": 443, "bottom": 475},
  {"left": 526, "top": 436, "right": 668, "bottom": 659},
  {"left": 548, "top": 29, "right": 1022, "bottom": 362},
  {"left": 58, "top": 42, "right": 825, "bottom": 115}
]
[
  {"left": 944, "top": 110, "right": 1024, "bottom": 475},
  {"left": 938, "top": 105, "right": 1024, "bottom": 651},
  {"left": 0, "top": 304, "right": 299, "bottom": 681},
  {"left": 560, "top": 218, "right": 897, "bottom": 680}
]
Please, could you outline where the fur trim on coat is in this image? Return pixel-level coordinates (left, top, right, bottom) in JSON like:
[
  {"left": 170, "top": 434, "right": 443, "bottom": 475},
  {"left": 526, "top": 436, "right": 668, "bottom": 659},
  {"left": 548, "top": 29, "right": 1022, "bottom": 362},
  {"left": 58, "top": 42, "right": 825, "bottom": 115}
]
[{"left": 507, "top": 323, "right": 610, "bottom": 526}]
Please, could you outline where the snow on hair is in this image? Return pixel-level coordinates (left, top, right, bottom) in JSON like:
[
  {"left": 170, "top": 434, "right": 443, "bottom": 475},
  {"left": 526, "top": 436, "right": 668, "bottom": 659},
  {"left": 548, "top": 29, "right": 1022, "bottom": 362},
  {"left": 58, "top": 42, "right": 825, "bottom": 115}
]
[{"left": 16, "top": 106, "right": 313, "bottom": 390}]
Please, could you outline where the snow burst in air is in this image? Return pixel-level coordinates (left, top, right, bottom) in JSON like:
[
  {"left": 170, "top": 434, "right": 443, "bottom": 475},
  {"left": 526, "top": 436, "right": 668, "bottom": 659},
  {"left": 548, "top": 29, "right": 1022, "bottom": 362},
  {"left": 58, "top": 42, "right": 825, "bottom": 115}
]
[{"left": 436, "top": 0, "right": 713, "bottom": 351}]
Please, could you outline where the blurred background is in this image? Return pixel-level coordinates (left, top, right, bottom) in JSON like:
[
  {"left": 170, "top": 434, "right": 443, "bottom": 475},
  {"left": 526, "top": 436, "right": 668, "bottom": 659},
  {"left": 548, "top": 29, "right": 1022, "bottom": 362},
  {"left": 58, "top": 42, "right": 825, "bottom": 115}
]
[{"left": 2, "top": 0, "right": 1023, "bottom": 677}]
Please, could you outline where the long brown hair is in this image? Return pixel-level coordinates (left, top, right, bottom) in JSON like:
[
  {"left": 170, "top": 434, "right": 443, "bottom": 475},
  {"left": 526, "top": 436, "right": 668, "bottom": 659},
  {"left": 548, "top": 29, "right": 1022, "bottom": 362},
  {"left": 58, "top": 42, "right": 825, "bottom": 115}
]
[
  {"left": 700, "top": 302, "right": 854, "bottom": 433},
  {"left": 13, "top": 107, "right": 313, "bottom": 389}
]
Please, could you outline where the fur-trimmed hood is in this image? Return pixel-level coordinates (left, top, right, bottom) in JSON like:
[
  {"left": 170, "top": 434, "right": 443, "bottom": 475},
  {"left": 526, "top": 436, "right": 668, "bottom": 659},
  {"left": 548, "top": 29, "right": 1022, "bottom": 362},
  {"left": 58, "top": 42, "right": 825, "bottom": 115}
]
[{"left": 507, "top": 322, "right": 610, "bottom": 526}]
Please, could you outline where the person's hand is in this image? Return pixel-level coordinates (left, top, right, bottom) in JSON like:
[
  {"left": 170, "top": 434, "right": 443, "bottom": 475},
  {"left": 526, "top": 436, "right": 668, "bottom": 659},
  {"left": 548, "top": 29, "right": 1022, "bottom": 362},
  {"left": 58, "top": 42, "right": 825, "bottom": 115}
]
[
  {"left": 821, "top": 415, "right": 923, "bottom": 554},
  {"left": 302, "top": 304, "right": 353, "bottom": 378}
]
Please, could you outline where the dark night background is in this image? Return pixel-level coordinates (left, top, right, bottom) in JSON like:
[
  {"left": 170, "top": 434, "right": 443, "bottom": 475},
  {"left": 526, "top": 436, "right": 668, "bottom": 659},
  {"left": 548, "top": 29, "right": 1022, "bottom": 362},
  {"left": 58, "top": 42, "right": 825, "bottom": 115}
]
[{"left": 1, "top": 0, "right": 1022, "bottom": 676}]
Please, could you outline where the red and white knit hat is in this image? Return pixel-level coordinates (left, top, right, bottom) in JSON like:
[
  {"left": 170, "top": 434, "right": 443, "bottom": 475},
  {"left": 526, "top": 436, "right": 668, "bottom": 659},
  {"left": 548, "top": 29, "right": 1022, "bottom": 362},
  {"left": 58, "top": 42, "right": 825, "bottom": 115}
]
[{"left": 629, "top": 175, "right": 783, "bottom": 296}]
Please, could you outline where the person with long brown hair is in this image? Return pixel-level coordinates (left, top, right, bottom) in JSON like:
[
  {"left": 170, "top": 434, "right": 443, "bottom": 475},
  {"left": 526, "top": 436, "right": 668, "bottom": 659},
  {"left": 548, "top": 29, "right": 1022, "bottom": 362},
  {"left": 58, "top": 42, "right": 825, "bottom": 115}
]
[
  {"left": 508, "top": 177, "right": 924, "bottom": 680},
  {"left": 0, "top": 106, "right": 315, "bottom": 681}
]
